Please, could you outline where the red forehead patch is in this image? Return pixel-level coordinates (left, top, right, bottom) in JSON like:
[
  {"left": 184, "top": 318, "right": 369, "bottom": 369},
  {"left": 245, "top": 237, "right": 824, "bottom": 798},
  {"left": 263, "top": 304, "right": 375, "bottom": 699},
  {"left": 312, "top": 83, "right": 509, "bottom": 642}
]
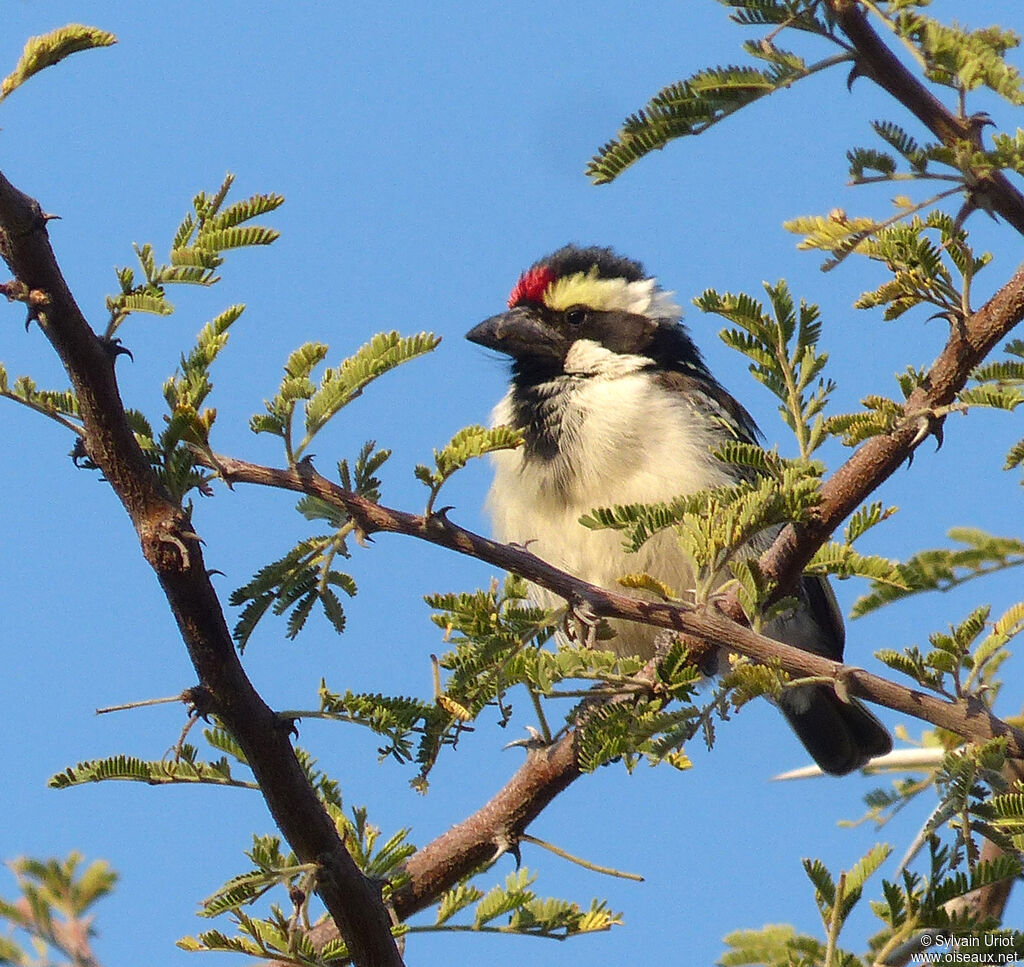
[{"left": 507, "top": 264, "right": 556, "bottom": 308}]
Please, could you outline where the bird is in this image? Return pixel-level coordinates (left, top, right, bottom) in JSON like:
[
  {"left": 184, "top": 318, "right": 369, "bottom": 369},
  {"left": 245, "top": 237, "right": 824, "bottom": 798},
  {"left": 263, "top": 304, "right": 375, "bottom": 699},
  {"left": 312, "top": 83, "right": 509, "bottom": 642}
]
[{"left": 466, "top": 244, "right": 892, "bottom": 776}]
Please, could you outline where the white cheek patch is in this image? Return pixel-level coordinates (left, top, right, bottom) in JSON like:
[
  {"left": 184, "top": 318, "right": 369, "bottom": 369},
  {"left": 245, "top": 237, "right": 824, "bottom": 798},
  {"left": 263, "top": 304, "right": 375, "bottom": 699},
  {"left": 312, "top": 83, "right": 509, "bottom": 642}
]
[{"left": 563, "top": 339, "right": 649, "bottom": 377}]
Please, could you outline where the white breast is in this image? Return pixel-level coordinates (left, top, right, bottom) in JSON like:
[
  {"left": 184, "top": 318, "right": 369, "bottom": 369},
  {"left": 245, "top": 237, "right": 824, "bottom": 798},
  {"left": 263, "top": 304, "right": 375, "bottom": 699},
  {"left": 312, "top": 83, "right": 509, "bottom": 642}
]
[{"left": 487, "top": 360, "right": 735, "bottom": 659}]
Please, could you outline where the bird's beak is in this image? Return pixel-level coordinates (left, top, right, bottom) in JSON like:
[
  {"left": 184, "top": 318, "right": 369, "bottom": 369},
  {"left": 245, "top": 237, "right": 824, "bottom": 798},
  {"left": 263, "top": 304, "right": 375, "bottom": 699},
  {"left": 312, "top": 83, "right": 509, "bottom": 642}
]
[{"left": 466, "top": 306, "right": 564, "bottom": 361}]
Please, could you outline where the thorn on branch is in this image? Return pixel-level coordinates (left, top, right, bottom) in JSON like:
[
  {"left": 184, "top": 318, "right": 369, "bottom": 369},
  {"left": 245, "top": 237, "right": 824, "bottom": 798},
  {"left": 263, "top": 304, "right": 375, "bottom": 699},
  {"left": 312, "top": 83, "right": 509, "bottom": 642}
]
[
  {"left": 154, "top": 520, "right": 196, "bottom": 571},
  {"left": 831, "top": 665, "right": 866, "bottom": 705},
  {"left": 503, "top": 726, "right": 550, "bottom": 751},
  {"left": 566, "top": 600, "right": 600, "bottom": 649},
  {"left": 1, "top": 281, "right": 51, "bottom": 329},
  {"left": 353, "top": 525, "right": 373, "bottom": 548},
  {"left": 489, "top": 831, "right": 519, "bottom": 867},
  {"left": 100, "top": 336, "right": 134, "bottom": 364},
  {"left": 431, "top": 505, "right": 455, "bottom": 524},
  {"left": 968, "top": 111, "right": 995, "bottom": 137},
  {"left": 172, "top": 706, "right": 204, "bottom": 759},
  {"left": 70, "top": 437, "right": 98, "bottom": 469},
  {"left": 182, "top": 684, "right": 217, "bottom": 720},
  {"left": 276, "top": 713, "right": 301, "bottom": 738},
  {"left": 190, "top": 445, "right": 234, "bottom": 490},
  {"left": 905, "top": 410, "right": 945, "bottom": 462},
  {"left": 927, "top": 308, "right": 964, "bottom": 331}
]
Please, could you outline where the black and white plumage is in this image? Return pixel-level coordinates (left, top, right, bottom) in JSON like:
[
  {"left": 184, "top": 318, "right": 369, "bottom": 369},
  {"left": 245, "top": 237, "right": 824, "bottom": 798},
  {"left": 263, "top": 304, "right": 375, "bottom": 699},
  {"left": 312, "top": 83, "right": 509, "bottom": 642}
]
[{"left": 467, "top": 244, "right": 891, "bottom": 776}]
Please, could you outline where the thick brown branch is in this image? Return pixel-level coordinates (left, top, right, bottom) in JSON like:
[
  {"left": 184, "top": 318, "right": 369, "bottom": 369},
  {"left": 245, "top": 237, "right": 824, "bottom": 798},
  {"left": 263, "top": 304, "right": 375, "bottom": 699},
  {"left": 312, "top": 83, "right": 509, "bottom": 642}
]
[
  {"left": 393, "top": 733, "right": 581, "bottom": 919},
  {"left": 287, "top": 729, "right": 583, "bottom": 958},
  {"left": 208, "top": 455, "right": 1024, "bottom": 760},
  {"left": 0, "top": 171, "right": 402, "bottom": 967},
  {"left": 761, "top": 258, "right": 1024, "bottom": 589},
  {"left": 226, "top": 190, "right": 1024, "bottom": 947},
  {"left": 225, "top": 449, "right": 1024, "bottom": 943},
  {"left": 828, "top": 0, "right": 1024, "bottom": 235}
]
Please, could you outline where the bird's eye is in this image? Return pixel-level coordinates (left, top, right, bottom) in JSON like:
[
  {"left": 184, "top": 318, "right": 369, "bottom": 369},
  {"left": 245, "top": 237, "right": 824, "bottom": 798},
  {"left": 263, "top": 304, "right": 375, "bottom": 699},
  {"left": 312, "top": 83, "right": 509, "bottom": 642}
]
[{"left": 565, "top": 306, "right": 587, "bottom": 326}]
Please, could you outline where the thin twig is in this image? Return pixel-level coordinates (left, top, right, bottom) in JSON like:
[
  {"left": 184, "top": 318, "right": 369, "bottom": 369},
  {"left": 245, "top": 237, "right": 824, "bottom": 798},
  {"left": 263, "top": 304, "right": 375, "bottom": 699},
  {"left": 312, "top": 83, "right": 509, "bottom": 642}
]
[{"left": 519, "top": 834, "right": 644, "bottom": 882}]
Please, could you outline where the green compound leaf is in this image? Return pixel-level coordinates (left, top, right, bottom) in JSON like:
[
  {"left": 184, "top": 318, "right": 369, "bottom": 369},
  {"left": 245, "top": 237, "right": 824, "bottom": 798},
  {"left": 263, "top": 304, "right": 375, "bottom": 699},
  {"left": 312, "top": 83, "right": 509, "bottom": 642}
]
[{"left": 0, "top": 24, "right": 116, "bottom": 104}]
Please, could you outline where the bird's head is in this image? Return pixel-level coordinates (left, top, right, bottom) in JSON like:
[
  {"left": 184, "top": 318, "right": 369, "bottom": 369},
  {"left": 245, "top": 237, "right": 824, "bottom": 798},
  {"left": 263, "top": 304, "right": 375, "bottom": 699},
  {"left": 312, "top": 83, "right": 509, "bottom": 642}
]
[{"left": 467, "top": 245, "right": 705, "bottom": 385}]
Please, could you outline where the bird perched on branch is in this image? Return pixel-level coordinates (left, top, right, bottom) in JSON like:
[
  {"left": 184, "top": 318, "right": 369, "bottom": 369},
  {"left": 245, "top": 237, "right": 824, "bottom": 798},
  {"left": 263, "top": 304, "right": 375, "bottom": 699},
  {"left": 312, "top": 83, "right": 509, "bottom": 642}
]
[{"left": 467, "top": 244, "right": 891, "bottom": 775}]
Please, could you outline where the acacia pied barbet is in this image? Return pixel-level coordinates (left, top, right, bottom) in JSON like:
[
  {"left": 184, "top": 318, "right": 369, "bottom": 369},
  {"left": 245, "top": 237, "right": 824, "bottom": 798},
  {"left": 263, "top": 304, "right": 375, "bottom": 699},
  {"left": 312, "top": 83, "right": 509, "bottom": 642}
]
[{"left": 467, "top": 245, "right": 891, "bottom": 776}]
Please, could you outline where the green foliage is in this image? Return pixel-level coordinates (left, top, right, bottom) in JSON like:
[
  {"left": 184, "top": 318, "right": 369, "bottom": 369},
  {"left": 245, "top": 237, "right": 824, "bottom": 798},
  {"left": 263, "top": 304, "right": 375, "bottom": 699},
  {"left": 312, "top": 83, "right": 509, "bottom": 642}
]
[
  {"left": 415, "top": 424, "right": 523, "bottom": 513},
  {"left": 809, "top": 843, "right": 892, "bottom": 944},
  {"left": 854, "top": 528, "right": 1024, "bottom": 616},
  {"left": 425, "top": 582, "right": 706, "bottom": 779},
  {"left": 230, "top": 442, "right": 398, "bottom": 648},
  {"left": 723, "top": 831, "right": 1024, "bottom": 967},
  {"left": 966, "top": 339, "right": 1024, "bottom": 475},
  {"left": 106, "top": 173, "right": 283, "bottom": 338},
  {"left": 0, "top": 852, "right": 117, "bottom": 966},
  {"left": 184, "top": 852, "right": 618, "bottom": 959},
  {"left": 586, "top": 2, "right": 848, "bottom": 183},
  {"left": 848, "top": 120, "right": 954, "bottom": 184},
  {"left": 720, "top": 923, "right": 827, "bottom": 967},
  {"left": 190, "top": 807, "right": 414, "bottom": 933},
  {"left": 853, "top": 213, "right": 990, "bottom": 319},
  {"left": 582, "top": 450, "right": 824, "bottom": 609},
  {"left": 867, "top": 839, "right": 1024, "bottom": 963},
  {"left": 230, "top": 534, "right": 359, "bottom": 649},
  {"left": 48, "top": 746, "right": 259, "bottom": 790},
  {"left": 20, "top": 176, "right": 285, "bottom": 502},
  {"left": 873, "top": 603, "right": 1020, "bottom": 702},
  {"left": 722, "top": 656, "right": 789, "bottom": 707},
  {"left": 48, "top": 724, "right": 348, "bottom": 806},
  {"left": 787, "top": 209, "right": 991, "bottom": 314},
  {"left": 697, "top": 281, "right": 834, "bottom": 457},
  {"left": 424, "top": 868, "right": 621, "bottom": 941},
  {"left": 421, "top": 576, "right": 562, "bottom": 784},
  {"left": 179, "top": 913, "right": 353, "bottom": 965},
  {"left": 149, "top": 303, "right": 246, "bottom": 502},
  {"left": 721, "top": 0, "right": 835, "bottom": 36},
  {"left": 806, "top": 501, "right": 906, "bottom": 591},
  {"left": 0, "top": 364, "right": 83, "bottom": 438},
  {"left": 823, "top": 394, "right": 907, "bottom": 447},
  {"left": 988, "top": 129, "right": 1024, "bottom": 177},
  {"left": 720, "top": 844, "right": 893, "bottom": 967},
  {"left": 807, "top": 541, "right": 907, "bottom": 591},
  {"left": 253, "top": 331, "right": 440, "bottom": 463},
  {"left": 313, "top": 682, "right": 443, "bottom": 766},
  {"left": 0, "top": 24, "right": 116, "bottom": 104},
  {"left": 892, "top": 12, "right": 1024, "bottom": 103},
  {"left": 846, "top": 117, "right": 1024, "bottom": 197},
  {"left": 194, "top": 836, "right": 314, "bottom": 920},
  {"left": 576, "top": 696, "right": 700, "bottom": 774}
]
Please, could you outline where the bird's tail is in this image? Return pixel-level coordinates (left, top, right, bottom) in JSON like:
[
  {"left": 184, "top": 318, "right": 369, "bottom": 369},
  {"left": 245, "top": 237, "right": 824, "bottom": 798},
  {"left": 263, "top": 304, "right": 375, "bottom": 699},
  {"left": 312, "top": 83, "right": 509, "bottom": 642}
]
[{"left": 778, "top": 684, "right": 892, "bottom": 776}]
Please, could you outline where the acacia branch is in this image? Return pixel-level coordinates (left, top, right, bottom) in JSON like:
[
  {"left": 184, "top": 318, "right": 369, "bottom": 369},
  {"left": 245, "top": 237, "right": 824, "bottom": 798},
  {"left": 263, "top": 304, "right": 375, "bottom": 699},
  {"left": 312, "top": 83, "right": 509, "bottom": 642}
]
[
  {"left": 828, "top": 0, "right": 1024, "bottom": 235},
  {"left": 0, "top": 171, "right": 403, "bottom": 967},
  {"left": 206, "top": 453, "right": 1024, "bottom": 753},
  {"left": 221, "top": 455, "right": 1024, "bottom": 950},
  {"left": 219, "top": 251, "right": 1024, "bottom": 935},
  {"left": 760, "top": 256, "right": 1024, "bottom": 590}
]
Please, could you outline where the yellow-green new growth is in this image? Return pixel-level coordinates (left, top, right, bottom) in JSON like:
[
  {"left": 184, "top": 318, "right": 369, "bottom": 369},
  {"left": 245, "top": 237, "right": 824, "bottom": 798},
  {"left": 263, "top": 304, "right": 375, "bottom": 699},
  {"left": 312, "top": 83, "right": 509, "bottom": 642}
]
[{"left": 0, "top": 24, "right": 116, "bottom": 105}]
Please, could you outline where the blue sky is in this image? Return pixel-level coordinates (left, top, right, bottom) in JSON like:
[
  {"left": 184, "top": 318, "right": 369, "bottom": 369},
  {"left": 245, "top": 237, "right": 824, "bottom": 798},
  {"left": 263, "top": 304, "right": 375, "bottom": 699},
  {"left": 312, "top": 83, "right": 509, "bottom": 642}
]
[{"left": 1, "top": 1, "right": 1023, "bottom": 964}]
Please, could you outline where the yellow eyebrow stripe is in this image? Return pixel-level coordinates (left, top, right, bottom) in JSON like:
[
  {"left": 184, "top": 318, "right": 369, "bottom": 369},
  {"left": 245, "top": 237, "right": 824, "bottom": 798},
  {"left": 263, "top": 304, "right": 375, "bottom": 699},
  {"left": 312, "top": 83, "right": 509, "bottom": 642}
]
[{"left": 542, "top": 268, "right": 682, "bottom": 319}]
